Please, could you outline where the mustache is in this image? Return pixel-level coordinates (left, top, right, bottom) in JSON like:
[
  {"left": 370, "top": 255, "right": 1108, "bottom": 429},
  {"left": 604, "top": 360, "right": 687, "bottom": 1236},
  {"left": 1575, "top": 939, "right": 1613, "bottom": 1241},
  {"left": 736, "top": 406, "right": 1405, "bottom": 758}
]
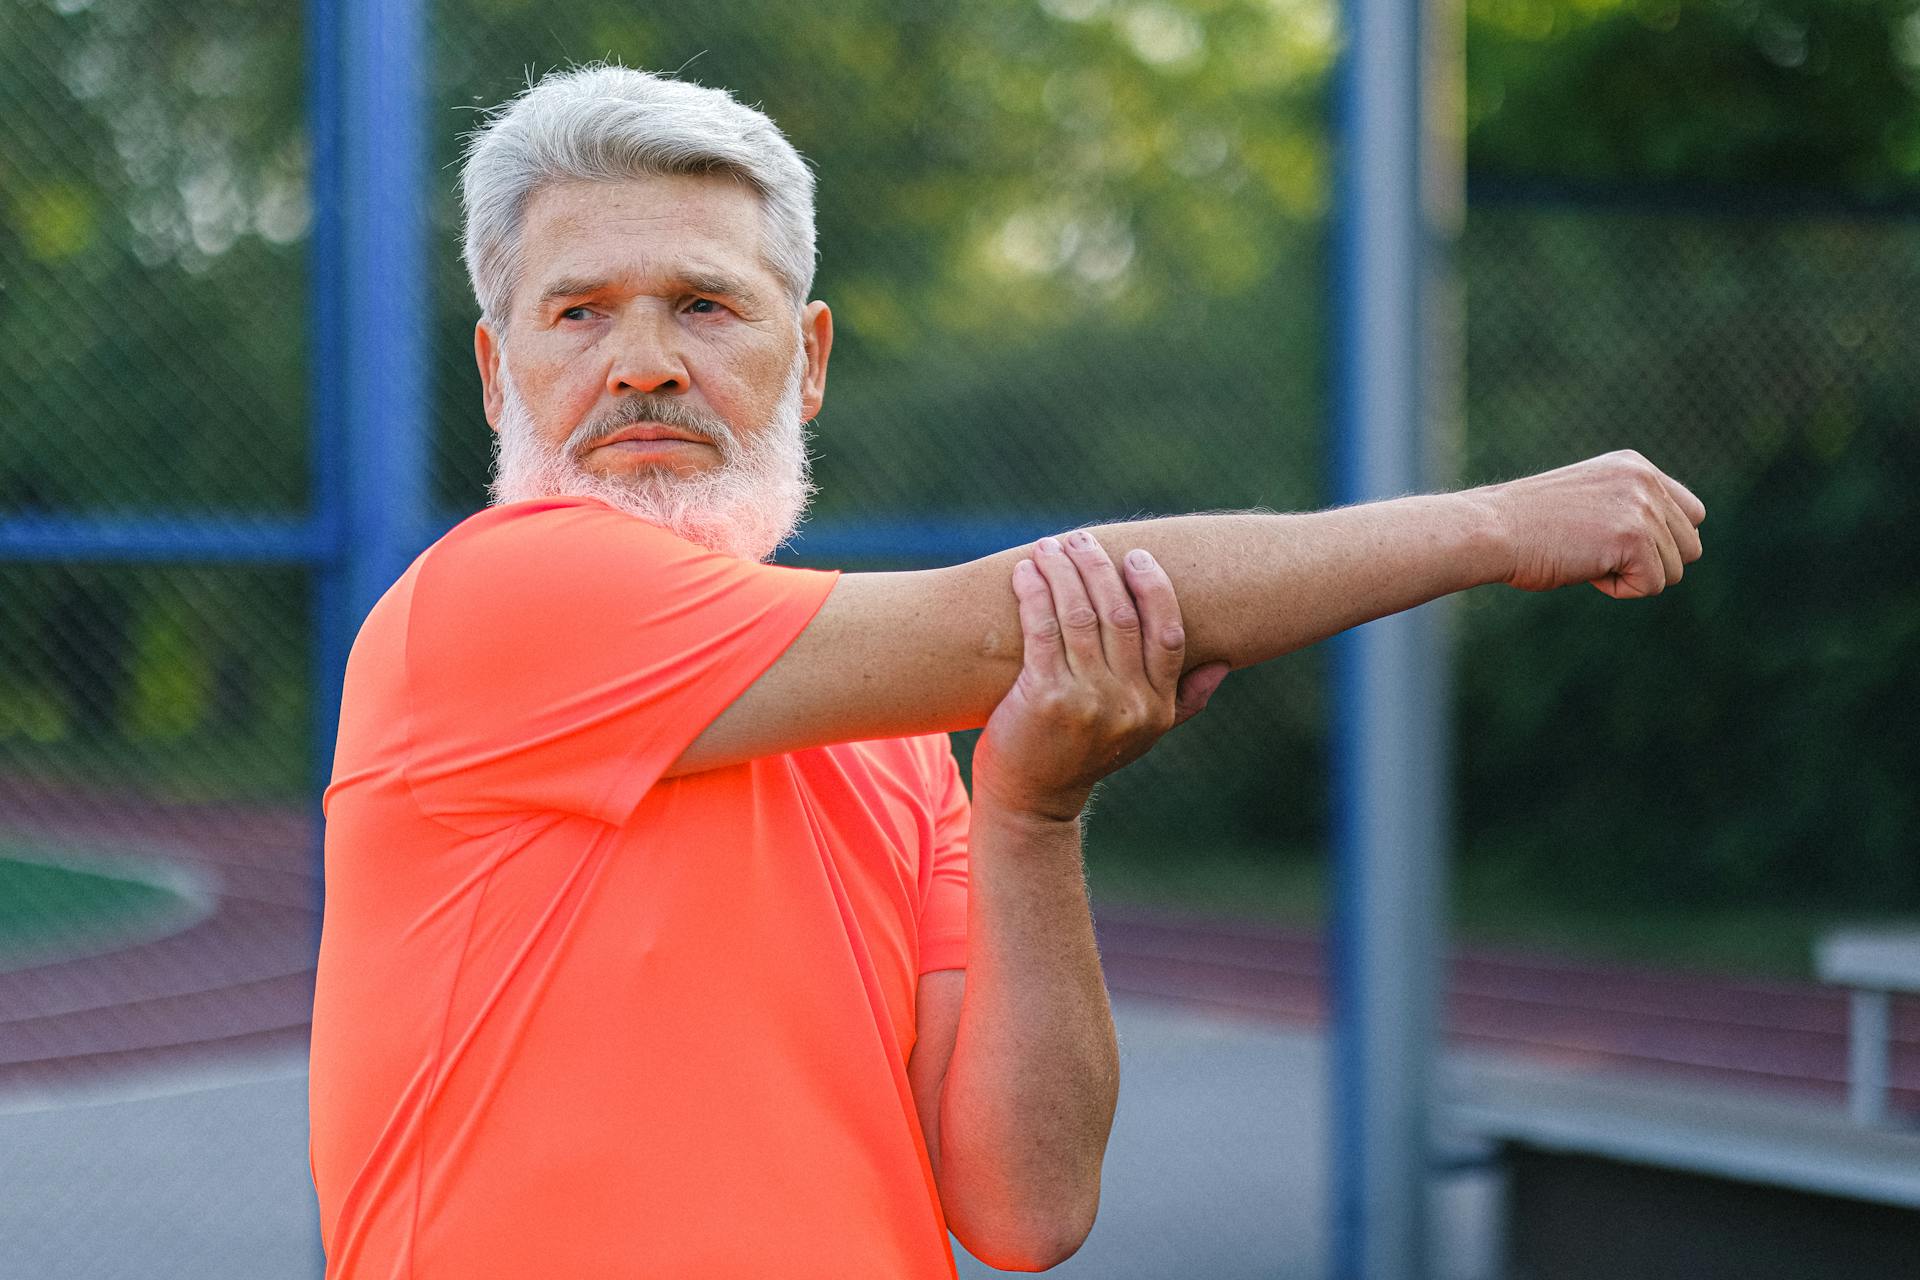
[{"left": 567, "top": 395, "right": 737, "bottom": 458}]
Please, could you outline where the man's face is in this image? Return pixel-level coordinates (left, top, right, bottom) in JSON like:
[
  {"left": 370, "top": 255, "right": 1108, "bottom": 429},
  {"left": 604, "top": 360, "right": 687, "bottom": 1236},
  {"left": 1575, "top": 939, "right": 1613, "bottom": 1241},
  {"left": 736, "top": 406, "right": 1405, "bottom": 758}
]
[{"left": 474, "top": 173, "right": 832, "bottom": 560}]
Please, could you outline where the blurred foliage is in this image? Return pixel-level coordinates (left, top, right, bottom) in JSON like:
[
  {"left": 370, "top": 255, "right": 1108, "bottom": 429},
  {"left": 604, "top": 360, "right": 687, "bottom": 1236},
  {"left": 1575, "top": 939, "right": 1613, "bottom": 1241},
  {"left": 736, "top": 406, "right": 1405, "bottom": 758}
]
[
  {"left": 1459, "top": 394, "right": 1919, "bottom": 907},
  {"left": 427, "top": 0, "right": 1333, "bottom": 517},
  {"left": 0, "top": 0, "right": 308, "bottom": 514},
  {"left": 0, "top": 563, "right": 310, "bottom": 802},
  {"left": 1468, "top": 0, "right": 1920, "bottom": 194}
]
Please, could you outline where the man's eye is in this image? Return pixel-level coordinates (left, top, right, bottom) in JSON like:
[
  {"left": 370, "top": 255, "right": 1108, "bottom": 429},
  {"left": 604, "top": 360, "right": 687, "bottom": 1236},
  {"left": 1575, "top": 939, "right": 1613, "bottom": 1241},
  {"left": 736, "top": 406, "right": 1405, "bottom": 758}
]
[
  {"left": 686, "top": 298, "right": 722, "bottom": 315},
  {"left": 559, "top": 305, "right": 594, "bottom": 322}
]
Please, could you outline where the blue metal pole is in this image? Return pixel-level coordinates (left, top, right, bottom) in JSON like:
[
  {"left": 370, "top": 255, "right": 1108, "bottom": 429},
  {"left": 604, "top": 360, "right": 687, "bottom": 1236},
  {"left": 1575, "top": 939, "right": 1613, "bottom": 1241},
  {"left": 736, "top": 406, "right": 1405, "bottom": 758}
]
[
  {"left": 309, "top": 0, "right": 430, "bottom": 805},
  {"left": 1329, "top": 0, "right": 1459, "bottom": 1273},
  {"left": 339, "top": 0, "right": 430, "bottom": 625},
  {"left": 307, "top": 0, "right": 429, "bottom": 1030}
]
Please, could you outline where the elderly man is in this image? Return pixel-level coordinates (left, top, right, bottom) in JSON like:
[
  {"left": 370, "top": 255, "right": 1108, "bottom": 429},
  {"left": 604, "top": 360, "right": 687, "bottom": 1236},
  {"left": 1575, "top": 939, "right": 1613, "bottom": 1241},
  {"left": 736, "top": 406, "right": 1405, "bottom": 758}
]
[{"left": 308, "top": 64, "right": 1704, "bottom": 1279}]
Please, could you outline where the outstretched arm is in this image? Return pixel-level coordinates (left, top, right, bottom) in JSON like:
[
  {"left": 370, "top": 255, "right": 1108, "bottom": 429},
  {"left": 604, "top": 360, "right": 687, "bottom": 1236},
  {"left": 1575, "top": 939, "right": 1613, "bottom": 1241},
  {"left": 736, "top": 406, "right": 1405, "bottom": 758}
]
[{"left": 668, "top": 450, "right": 1706, "bottom": 775}]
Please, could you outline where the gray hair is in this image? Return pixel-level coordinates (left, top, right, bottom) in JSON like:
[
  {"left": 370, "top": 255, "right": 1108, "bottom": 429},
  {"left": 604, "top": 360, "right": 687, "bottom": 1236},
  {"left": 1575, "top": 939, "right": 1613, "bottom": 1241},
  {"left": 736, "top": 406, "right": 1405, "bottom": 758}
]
[{"left": 460, "top": 63, "right": 817, "bottom": 329}]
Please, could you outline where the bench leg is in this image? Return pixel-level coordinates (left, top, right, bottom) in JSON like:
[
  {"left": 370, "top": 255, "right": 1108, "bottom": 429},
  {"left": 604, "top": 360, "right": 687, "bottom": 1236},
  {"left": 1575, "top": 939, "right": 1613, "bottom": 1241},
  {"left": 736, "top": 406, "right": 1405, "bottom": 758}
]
[{"left": 1848, "top": 988, "right": 1891, "bottom": 1127}]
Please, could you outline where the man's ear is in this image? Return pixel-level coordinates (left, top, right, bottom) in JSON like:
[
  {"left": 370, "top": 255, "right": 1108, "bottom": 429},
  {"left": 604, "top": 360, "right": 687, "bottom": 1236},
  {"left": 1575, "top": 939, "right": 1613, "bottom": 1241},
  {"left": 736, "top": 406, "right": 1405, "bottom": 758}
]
[
  {"left": 799, "top": 301, "right": 833, "bottom": 423},
  {"left": 474, "top": 320, "right": 504, "bottom": 431}
]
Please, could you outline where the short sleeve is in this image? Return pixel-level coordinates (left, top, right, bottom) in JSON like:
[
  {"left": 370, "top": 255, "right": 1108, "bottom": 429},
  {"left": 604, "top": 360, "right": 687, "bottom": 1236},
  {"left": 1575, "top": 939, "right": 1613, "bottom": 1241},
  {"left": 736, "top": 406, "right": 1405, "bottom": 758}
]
[
  {"left": 916, "top": 738, "right": 971, "bottom": 973},
  {"left": 402, "top": 499, "right": 838, "bottom": 829}
]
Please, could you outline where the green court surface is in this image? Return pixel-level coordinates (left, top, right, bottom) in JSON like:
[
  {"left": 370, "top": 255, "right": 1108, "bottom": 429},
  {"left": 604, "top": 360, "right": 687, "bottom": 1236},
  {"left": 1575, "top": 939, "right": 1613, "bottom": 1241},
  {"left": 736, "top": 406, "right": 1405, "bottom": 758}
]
[{"left": 0, "top": 841, "right": 201, "bottom": 969}]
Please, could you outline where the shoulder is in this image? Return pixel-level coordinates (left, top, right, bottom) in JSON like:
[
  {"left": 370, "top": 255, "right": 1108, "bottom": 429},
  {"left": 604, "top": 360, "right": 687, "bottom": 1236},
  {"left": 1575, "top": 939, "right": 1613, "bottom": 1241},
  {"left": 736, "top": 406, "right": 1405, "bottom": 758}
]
[
  {"left": 429, "top": 497, "right": 681, "bottom": 565},
  {"left": 413, "top": 498, "right": 705, "bottom": 607}
]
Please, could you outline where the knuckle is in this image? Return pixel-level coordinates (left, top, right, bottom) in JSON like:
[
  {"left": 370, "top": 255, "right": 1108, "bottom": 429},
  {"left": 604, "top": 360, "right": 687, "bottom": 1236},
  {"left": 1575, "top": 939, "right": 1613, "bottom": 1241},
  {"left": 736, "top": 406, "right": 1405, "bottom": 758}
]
[
  {"left": 1063, "top": 605, "right": 1099, "bottom": 632},
  {"left": 1120, "top": 696, "right": 1155, "bottom": 732},
  {"left": 1159, "top": 625, "right": 1187, "bottom": 651},
  {"left": 1034, "top": 686, "right": 1075, "bottom": 718},
  {"left": 1121, "top": 695, "right": 1150, "bottom": 727},
  {"left": 1107, "top": 603, "right": 1141, "bottom": 631},
  {"left": 1027, "top": 614, "right": 1062, "bottom": 643}
]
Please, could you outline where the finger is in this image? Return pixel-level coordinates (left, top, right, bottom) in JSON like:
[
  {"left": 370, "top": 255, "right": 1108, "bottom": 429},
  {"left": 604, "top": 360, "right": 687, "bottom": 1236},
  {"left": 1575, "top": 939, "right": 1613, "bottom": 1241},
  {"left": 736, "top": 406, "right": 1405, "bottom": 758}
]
[
  {"left": 1012, "top": 559, "right": 1070, "bottom": 680},
  {"left": 1172, "top": 662, "right": 1230, "bottom": 727},
  {"left": 1122, "top": 548, "right": 1186, "bottom": 699},
  {"left": 1652, "top": 515, "right": 1685, "bottom": 587},
  {"left": 1032, "top": 535, "right": 1101, "bottom": 676},
  {"left": 1593, "top": 532, "right": 1668, "bottom": 599},
  {"left": 1661, "top": 473, "right": 1707, "bottom": 527},
  {"left": 1061, "top": 530, "right": 1145, "bottom": 683},
  {"left": 1661, "top": 491, "right": 1703, "bottom": 565}
]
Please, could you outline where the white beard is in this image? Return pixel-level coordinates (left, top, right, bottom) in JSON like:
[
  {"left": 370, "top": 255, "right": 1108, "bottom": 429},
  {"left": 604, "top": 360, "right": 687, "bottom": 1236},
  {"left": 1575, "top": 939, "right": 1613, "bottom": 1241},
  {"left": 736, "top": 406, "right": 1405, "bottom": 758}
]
[{"left": 488, "top": 355, "right": 816, "bottom": 563}]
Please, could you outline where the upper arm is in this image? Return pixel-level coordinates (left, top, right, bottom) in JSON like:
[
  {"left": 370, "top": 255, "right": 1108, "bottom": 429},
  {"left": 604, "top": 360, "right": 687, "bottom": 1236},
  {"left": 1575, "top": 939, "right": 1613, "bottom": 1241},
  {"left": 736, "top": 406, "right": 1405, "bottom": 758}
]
[
  {"left": 908, "top": 968, "right": 966, "bottom": 1178},
  {"left": 404, "top": 504, "right": 844, "bottom": 825},
  {"left": 666, "top": 564, "right": 1023, "bottom": 776}
]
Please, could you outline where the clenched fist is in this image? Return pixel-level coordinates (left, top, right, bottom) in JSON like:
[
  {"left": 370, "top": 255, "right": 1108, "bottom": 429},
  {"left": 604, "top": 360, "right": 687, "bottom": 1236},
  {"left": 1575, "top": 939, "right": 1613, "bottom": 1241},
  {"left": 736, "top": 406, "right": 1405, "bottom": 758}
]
[
  {"left": 1480, "top": 450, "right": 1707, "bottom": 598},
  {"left": 970, "top": 531, "right": 1231, "bottom": 823}
]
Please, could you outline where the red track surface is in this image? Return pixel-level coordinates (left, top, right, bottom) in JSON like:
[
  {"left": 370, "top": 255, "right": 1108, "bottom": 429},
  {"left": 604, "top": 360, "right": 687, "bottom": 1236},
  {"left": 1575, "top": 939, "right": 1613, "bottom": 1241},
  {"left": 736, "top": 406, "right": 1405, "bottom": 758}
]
[
  {"left": 1094, "top": 908, "right": 1920, "bottom": 1110},
  {"left": 2, "top": 778, "right": 1915, "bottom": 1116}
]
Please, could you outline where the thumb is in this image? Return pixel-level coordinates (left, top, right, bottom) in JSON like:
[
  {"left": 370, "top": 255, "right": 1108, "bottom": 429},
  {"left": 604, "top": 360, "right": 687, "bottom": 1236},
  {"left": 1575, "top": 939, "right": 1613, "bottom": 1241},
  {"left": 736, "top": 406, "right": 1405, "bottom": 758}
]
[{"left": 1173, "top": 662, "right": 1231, "bottom": 726}]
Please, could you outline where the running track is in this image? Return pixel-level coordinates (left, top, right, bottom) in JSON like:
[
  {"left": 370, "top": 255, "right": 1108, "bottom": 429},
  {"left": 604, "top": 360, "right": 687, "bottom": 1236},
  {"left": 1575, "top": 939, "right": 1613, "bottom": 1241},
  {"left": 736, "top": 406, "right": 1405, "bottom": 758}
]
[{"left": 1, "top": 778, "right": 1914, "bottom": 1114}]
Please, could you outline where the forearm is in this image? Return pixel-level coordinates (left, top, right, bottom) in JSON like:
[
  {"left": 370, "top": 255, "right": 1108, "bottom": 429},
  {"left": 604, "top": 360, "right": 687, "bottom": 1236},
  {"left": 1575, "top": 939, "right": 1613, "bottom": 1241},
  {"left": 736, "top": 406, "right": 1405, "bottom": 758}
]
[
  {"left": 918, "top": 491, "right": 1507, "bottom": 724},
  {"left": 935, "top": 803, "right": 1117, "bottom": 1271},
  {"left": 677, "top": 489, "right": 1510, "bottom": 773},
  {"left": 1028, "top": 492, "right": 1508, "bottom": 670}
]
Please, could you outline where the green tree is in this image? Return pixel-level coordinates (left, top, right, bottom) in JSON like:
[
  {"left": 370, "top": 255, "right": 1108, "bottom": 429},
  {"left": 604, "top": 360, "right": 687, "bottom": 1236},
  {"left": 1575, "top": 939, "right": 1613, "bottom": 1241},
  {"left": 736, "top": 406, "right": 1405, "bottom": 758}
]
[{"left": 1468, "top": 0, "right": 1920, "bottom": 193}]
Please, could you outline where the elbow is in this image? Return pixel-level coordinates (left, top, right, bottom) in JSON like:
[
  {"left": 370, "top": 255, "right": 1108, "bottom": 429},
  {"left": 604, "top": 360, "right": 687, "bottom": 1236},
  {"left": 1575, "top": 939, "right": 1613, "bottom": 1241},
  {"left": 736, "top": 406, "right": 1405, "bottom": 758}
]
[{"left": 949, "top": 1200, "right": 1099, "bottom": 1272}]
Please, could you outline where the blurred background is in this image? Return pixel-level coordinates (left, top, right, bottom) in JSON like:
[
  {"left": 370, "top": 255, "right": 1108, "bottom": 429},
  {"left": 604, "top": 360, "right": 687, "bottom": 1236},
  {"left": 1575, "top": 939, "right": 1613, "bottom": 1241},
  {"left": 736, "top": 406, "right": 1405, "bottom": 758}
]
[{"left": 1, "top": 0, "right": 1916, "bottom": 1276}]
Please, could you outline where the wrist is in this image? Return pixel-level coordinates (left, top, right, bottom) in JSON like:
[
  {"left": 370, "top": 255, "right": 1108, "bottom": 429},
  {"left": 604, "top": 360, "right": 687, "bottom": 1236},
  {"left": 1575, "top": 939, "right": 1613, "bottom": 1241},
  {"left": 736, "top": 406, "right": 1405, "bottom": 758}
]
[
  {"left": 969, "top": 786, "right": 1087, "bottom": 839},
  {"left": 1451, "top": 486, "right": 1519, "bottom": 588}
]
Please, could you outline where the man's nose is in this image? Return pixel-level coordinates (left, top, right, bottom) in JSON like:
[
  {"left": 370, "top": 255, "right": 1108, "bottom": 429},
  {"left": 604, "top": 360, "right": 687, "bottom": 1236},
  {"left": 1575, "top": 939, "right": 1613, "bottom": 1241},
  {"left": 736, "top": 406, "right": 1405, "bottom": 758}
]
[{"left": 606, "top": 307, "right": 689, "bottom": 397}]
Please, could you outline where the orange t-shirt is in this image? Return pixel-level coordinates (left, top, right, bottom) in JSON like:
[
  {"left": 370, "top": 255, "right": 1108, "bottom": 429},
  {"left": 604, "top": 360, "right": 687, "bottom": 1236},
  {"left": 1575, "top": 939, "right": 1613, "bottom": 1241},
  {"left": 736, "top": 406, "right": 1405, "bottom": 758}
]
[{"left": 309, "top": 496, "right": 971, "bottom": 1279}]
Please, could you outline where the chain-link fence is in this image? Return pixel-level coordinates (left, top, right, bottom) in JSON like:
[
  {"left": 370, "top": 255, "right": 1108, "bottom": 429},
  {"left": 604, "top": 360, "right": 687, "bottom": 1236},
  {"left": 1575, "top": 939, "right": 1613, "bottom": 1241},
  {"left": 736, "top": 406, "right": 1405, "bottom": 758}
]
[
  {"left": 0, "top": 0, "right": 319, "bottom": 1119},
  {"left": 1465, "top": 195, "right": 1916, "bottom": 481},
  {"left": 0, "top": 2, "right": 319, "bottom": 1257},
  {"left": 2, "top": 0, "right": 1917, "bottom": 1271},
  {"left": 1456, "top": 195, "right": 1920, "bottom": 912}
]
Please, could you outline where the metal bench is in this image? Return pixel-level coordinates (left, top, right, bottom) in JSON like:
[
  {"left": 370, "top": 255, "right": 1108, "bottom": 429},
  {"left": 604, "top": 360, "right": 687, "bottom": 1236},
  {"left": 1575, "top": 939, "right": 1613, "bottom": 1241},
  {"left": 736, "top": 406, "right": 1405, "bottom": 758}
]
[
  {"left": 1815, "top": 928, "right": 1920, "bottom": 1126},
  {"left": 1445, "top": 1056, "right": 1920, "bottom": 1280}
]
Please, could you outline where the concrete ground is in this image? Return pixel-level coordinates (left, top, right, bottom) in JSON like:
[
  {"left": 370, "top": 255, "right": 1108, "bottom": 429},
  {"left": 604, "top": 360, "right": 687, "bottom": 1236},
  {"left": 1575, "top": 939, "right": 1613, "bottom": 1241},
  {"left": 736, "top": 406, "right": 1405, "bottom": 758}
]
[{"left": 0, "top": 997, "right": 1498, "bottom": 1280}]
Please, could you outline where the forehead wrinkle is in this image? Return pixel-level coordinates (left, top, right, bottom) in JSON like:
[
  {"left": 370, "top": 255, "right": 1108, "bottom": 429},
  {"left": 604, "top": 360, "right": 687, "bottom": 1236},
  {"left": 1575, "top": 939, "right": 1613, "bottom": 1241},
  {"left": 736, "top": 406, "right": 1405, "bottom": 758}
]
[
  {"left": 529, "top": 255, "right": 768, "bottom": 313},
  {"left": 519, "top": 178, "right": 788, "bottom": 312}
]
